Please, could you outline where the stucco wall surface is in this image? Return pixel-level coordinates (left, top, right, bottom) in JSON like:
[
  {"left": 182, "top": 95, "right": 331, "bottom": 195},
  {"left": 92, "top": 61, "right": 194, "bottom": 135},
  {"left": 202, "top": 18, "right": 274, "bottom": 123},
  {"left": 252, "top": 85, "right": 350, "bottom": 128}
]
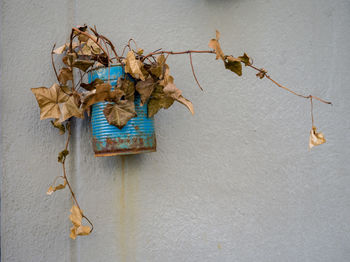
[{"left": 1, "top": 0, "right": 350, "bottom": 261}]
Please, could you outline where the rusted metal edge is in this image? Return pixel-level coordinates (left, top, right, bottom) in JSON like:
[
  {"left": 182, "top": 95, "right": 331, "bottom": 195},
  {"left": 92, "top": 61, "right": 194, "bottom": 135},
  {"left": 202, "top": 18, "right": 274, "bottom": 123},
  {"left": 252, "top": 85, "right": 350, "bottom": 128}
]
[{"left": 94, "top": 147, "right": 156, "bottom": 157}]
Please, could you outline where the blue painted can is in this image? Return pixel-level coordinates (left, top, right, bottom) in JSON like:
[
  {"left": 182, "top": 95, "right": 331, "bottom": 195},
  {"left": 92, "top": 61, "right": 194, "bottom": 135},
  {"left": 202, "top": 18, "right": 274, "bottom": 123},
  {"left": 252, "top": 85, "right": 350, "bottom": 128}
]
[{"left": 89, "top": 66, "right": 156, "bottom": 156}]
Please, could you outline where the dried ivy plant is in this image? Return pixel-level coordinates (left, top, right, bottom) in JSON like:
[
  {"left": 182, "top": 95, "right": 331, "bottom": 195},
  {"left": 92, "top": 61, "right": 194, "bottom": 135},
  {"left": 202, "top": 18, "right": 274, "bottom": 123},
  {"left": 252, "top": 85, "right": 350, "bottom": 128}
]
[{"left": 31, "top": 25, "right": 332, "bottom": 239}]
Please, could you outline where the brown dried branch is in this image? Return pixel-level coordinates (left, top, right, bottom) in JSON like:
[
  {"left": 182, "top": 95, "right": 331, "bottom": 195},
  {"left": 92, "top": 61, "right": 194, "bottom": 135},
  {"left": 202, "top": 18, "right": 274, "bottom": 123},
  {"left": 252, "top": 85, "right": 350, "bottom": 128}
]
[
  {"left": 61, "top": 121, "right": 94, "bottom": 233},
  {"left": 189, "top": 52, "right": 203, "bottom": 91}
]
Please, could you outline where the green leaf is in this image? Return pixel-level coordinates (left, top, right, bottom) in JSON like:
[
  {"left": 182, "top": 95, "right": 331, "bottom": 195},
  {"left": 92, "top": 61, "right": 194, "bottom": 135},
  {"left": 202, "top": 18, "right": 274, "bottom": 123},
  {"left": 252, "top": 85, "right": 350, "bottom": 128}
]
[{"left": 224, "top": 56, "right": 242, "bottom": 76}]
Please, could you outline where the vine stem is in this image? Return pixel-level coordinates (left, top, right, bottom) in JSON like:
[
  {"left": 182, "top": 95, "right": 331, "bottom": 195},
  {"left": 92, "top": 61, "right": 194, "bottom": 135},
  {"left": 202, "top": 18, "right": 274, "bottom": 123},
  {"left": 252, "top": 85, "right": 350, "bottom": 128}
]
[
  {"left": 142, "top": 50, "right": 215, "bottom": 62},
  {"left": 62, "top": 122, "right": 94, "bottom": 232},
  {"left": 89, "top": 26, "right": 123, "bottom": 64},
  {"left": 248, "top": 64, "right": 332, "bottom": 105},
  {"left": 72, "top": 27, "right": 112, "bottom": 64},
  {"left": 189, "top": 52, "right": 203, "bottom": 91},
  {"left": 51, "top": 44, "right": 60, "bottom": 83}
]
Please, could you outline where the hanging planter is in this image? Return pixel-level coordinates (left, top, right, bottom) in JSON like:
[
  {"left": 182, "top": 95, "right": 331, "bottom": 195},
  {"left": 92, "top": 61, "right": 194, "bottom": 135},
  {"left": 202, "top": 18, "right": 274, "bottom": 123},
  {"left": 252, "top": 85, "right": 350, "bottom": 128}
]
[
  {"left": 30, "top": 25, "right": 332, "bottom": 240},
  {"left": 89, "top": 66, "right": 156, "bottom": 156}
]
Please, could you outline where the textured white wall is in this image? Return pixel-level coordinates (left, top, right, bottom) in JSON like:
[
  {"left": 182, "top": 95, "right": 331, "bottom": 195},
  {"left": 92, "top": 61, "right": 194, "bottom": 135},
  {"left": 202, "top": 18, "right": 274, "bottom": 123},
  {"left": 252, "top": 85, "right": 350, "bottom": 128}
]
[{"left": 1, "top": 0, "right": 350, "bottom": 261}]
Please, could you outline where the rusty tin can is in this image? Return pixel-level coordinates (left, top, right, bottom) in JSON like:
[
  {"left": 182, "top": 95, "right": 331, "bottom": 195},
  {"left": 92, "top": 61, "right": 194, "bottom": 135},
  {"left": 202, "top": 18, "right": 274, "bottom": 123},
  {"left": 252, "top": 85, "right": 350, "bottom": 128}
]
[{"left": 89, "top": 66, "right": 156, "bottom": 157}]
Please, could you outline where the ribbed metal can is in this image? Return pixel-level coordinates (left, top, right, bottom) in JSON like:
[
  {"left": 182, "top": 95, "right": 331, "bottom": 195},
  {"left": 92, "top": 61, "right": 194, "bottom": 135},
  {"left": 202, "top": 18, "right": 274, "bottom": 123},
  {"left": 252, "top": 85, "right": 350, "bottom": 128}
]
[{"left": 89, "top": 66, "right": 156, "bottom": 157}]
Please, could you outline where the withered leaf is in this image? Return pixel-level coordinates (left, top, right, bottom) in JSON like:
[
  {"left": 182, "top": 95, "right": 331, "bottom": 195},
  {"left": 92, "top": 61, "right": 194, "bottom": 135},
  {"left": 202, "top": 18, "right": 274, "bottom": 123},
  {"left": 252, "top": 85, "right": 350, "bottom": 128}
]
[
  {"left": 80, "top": 83, "right": 112, "bottom": 109},
  {"left": 72, "top": 60, "right": 95, "bottom": 72},
  {"left": 59, "top": 95, "right": 84, "bottom": 122},
  {"left": 46, "top": 177, "right": 67, "bottom": 195},
  {"left": 58, "top": 149, "right": 69, "bottom": 163},
  {"left": 136, "top": 78, "right": 156, "bottom": 105},
  {"left": 78, "top": 34, "right": 89, "bottom": 42},
  {"left": 63, "top": 52, "right": 77, "bottom": 67},
  {"left": 177, "top": 96, "right": 194, "bottom": 115},
  {"left": 238, "top": 53, "right": 251, "bottom": 66},
  {"left": 225, "top": 56, "right": 242, "bottom": 76},
  {"left": 79, "top": 44, "right": 93, "bottom": 56},
  {"left": 69, "top": 205, "right": 91, "bottom": 240},
  {"left": 51, "top": 119, "right": 65, "bottom": 135},
  {"left": 149, "top": 54, "right": 166, "bottom": 78},
  {"left": 147, "top": 85, "right": 174, "bottom": 117},
  {"left": 117, "top": 77, "right": 135, "bottom": 101},
  {"left": 309, "top": 126, "right": 326, "bottom": 149},
  {"left": 163, "top": 83, "right": 194, "bottom": 115},
  {"left": 124, "top": 51, "right": 145, "bottom": 80},
  {"left": 86, "top": 38, "right": 101, "bottom": 55},
  {"left": 256, "top": 68, "right": 267, "bottom": 79},
  {"left": 103, "top": 101, "right": 137, "bottom": 129},
  {"left": 58, "top": 68, "right": 73, "bottom": 85},
  {"left": 208, "top": 30, "right": 225, "bottom": 61},
  {"left": 80, "top": 78, "right": 104, "bottom": 91},
  {"left": 54, "top": 43, "right": 79, "bottom": 54},
  {"left": 137, "top": 48, "right": 144, "bottom": 55},
  {"left": 31, "top": 83, "right": 69, "bottom": 120}
]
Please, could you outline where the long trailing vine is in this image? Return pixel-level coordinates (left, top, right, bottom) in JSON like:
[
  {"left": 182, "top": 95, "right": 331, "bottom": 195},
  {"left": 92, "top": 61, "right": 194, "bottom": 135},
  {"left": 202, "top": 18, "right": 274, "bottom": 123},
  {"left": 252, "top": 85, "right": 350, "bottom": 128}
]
[{"left": 32, "top": 25, "right": 331, "bottom": 239}]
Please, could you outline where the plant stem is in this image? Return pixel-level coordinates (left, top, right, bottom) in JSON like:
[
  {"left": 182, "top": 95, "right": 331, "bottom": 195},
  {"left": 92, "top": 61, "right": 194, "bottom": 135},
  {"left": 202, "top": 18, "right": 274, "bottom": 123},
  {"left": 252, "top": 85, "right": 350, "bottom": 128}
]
[
  {"left": 51, "top": 44, "right": 60, "bottom": 83},
  {"left": 62, "top": 121, "right": 94, "bottom": 232},
  {"left": 142, "top": 50, "right": 215, "bottom": 62},
  {"left": 247, "top": 64, "right": 332, "bottom": 105},
  {"left": 72, "top": 27, "right": 112, "bottom": 64},
  {"left": 189, "top": 52, "right": 203, "bottom": 91}
]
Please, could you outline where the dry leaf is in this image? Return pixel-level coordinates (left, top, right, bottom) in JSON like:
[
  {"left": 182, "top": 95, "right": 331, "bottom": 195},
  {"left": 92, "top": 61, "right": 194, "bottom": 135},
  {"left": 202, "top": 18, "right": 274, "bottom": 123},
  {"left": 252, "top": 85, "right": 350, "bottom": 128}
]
[
  {"left": 137, "top": 48, "right": 144, "bottom": 55},
  {"left": 177, "top": 96, "right": 194, "bottom": 115},
  {"left": 124, "top": 51, "right": 145, "bottom": 80},
  {"left": 58, "top": 95, "right": 84, "bottom": 122},
  {"left": 80, "top": 78, "right": 104, "bottom": 91},
  {"left": 54, "top": 43, "right": 79, "bottom": 54},
  {"left": 309, "top": 126, "right": 326, "bottom": 149},
  {"left": 136, "top": 77, "right": 156, "bottom": 105},
  {"left": 58, "top": 149, "right": 69, "bottom": 163},
  {"left": 147, "top": 85, "right": 174, "bottom": 117},
  {"left": 51, "top": 119, "right": 65, "bottom": 135},
  {"left": 117, "top": 77, "right": 135, "bottom": 101},
  {"left": 63, "top": 52, "right": 77, "bottom": 67},
  {"left": 103, "top": 101, "right": 137, "bottom": 129},
  {"left": 46, "top": 178, "right": 67, "bottom": 195},
  {"left": 31, "top": 84, "right": 69, "bottom": 120},
  {"left": 238, "top": 53, "right": 251, "bottom": 66},
  {"left": 256, "top": 68, "right": 267, "bottom": 79},
  {"left": 149, "top": 54, "right": 166, "bottom": 78},
  {"left": 225, "top": 56, "right": 242, "bottom": 76},
  {"left": 80, "top": 83, "right": 112, "bottom": 109},
  {"left": 163, "top": 83, "right": 194, "bottom": 115},
  {"left": 72, "top": 60, "right": 95, "bottom": 72},
  {"left": 208, "top": 30, "right": 225, "bottom": 61},
  {"left": 86, "top": 38, "right": 101, "bottom": 55},
  {"left": 69, "top": 205, "right": 92, "bottom": 239},
  {"left": 58, "top": 68, "right": 73, "bottom": 85}
]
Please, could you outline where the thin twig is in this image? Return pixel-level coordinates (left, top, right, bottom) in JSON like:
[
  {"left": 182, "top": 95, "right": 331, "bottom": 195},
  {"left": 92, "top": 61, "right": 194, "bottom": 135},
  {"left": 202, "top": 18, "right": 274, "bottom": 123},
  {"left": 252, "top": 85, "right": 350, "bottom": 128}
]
[
  {"left": 248, "top": 64, "right": 332, "bottom": 105},
  {"left": 189, "top": 52, "right": 203, "bottom": 91},
  {"left": 310, "top": 96, "right": 314, "bottom": 126},
  {"left": 72, "top": 27, "right": 112, "bottom": 64},
  {"left": 62, "top": 121, "right": 94, "bottom": 232},
  {"left": 51, "top": 44, "right": 60, "bottom": 83},
  {"left": 142, "top": 50, "right": 215, "bottom": 62}
]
